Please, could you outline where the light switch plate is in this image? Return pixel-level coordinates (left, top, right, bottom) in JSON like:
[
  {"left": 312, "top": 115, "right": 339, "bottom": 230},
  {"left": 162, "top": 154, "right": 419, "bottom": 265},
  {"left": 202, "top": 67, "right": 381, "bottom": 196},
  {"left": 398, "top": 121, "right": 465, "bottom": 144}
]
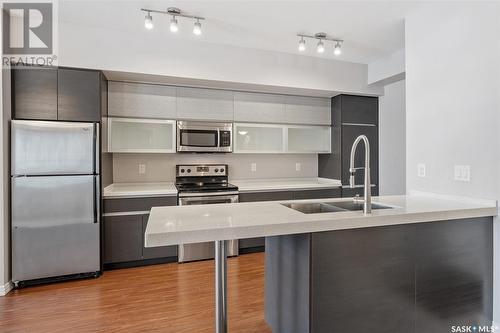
[
  {"left": 417, "top": 163, "right": 426, "bottom": 177},
  {"left": 251, "top": 163, "right": 257, "bottom": 172},
  {"left": 139, "top": 164, "right": 146, "bottom": 175},
  {"left": 295, "top": 163, "right": 301, "bottom": 172},
  {"left": 454, "top": 165, "right": 470, "bottom": 182}
]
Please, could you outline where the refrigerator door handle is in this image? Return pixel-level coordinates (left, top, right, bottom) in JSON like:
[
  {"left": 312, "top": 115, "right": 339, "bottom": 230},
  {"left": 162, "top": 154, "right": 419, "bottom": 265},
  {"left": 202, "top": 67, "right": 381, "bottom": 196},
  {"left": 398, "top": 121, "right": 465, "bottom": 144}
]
[
  {"left": 94, "top": 123, "right": 100, "bottom": 174},
  {"left": 94, "top": 176, "right": 100, "bottom": 224}
]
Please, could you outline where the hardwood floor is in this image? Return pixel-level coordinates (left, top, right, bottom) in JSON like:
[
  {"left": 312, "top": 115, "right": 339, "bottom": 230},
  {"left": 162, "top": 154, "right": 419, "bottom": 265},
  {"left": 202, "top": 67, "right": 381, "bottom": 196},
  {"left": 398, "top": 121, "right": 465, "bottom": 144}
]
[{"left": 0, "top": 253, "right": 271, "bottom": 333}]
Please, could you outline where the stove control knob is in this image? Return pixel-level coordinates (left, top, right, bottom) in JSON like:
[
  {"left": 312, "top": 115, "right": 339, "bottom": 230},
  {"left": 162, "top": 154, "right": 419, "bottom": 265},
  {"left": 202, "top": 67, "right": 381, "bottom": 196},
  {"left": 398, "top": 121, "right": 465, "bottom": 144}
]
[
  {"left": 187, "top": 169, "right": 191, "bottom": 173},
  {"left": 220, "top": 168, "right": 225, "bottom": 173},
  {"left": 215, "top": 168, "right": 219, "bottom": 173},
  {"left": 180, "top": 168, "right": 185, "bottom": 173}
]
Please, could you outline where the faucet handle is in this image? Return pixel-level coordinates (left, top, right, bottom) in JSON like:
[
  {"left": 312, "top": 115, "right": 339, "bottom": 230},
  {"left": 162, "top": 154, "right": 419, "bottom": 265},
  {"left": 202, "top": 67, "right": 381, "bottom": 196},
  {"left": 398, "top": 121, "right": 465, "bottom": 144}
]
[
  {"left": 349, "top": 168, "right": 357, "bottom": 188},
  {"left": 349, "top": 175, "right": 355, "bottom": 188}
]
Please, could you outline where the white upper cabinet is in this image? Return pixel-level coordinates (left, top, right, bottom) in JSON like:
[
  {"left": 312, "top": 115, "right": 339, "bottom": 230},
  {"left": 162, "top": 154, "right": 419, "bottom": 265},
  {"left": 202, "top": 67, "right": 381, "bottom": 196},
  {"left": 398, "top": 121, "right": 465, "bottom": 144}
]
[
  {"left": 234, "top": 123, "right": 286, "bottom": 153},
  {"left": 287, "top": 125, "right": 331, "bottom": 153},
  {"left": 176, "top": 87, "right": 234, "bottom": 121},
  {"left": 285, "top": 96, "right": 331, "bottom": 125},
  {"left": 234, "top": 92, "right": 286, "bottom": 123},
  {"left": 108, "top": 81, "right": 176, "bottom": 119},
  {"left": 234, "top": 123, "right": 331, "bottom": 154},
  {"left": 108, "top": 118, "right": 176, "bottom": 153}
]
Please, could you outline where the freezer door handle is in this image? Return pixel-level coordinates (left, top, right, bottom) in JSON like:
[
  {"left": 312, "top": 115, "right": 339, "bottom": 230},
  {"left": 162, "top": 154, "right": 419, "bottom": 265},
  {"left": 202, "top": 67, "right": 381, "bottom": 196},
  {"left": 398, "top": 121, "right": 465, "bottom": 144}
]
[{"left": 94, "top": 176, "right": 100, "bottom": 224}]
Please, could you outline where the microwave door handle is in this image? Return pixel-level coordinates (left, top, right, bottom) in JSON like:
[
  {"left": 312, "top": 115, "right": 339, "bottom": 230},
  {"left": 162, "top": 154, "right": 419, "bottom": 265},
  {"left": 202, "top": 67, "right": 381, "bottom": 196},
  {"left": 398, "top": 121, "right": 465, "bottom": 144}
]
[{"left": 216, "top": 129, "right": 220, "bottom": 149}]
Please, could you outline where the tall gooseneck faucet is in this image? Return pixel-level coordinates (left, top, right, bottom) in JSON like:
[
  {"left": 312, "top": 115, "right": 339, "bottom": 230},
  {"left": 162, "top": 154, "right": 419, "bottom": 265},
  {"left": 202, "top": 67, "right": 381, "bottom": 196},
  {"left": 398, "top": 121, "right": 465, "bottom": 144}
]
[{"left": 349, "top": 135, "right": 371, "bottom": 214}]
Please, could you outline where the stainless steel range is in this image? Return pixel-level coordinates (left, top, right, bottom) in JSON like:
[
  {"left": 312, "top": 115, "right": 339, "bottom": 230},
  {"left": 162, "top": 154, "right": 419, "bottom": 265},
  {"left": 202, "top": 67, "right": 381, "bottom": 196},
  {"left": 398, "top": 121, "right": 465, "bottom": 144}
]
[{"left": 176, "top": 164, "right": 239, "bottom": 262}]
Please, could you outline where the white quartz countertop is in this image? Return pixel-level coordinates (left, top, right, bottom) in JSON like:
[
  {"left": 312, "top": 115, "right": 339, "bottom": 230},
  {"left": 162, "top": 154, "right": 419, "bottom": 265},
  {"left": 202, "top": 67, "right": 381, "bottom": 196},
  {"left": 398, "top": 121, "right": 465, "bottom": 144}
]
[
  {"left": 103, "top": 182, "right": 177, "bottom": 198},
  {"left": 232, "top": 178, "right": 342, "bottom": 192},
  {"left": 103, "top": 178, "right": 342, "bottom": 198},
  {"left": 145, "top": 193, "right": 497, "bottom": 247}
]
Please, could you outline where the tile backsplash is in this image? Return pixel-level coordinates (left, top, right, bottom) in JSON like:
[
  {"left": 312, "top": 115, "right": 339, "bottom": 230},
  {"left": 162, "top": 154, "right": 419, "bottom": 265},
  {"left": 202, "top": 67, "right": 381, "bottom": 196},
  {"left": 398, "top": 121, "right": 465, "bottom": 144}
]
[{"left": 112, "top": 153, "right": 318, "bottom": 183}]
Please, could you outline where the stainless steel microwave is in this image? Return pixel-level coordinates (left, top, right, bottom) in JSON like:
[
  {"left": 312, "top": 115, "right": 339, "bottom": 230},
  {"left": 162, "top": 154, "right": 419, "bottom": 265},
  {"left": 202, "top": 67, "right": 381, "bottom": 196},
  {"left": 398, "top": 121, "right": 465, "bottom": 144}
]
[{"left": 177, "top": 121, "right": 233, "bottom": 153}]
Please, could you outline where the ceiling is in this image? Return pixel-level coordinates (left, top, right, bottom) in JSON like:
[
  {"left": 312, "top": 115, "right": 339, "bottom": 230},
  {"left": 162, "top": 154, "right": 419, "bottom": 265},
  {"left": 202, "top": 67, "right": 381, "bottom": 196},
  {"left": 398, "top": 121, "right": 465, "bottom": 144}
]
[{"left": 59, "top": 1, "right": 421, "bottom": 65}]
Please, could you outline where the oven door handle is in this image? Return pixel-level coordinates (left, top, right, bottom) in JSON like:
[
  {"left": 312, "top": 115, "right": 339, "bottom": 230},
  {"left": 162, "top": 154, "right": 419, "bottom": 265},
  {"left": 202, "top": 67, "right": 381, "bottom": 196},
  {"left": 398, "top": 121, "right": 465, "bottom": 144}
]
[{"left": 179, "top": 195, "right": 239, "bottom": 205}]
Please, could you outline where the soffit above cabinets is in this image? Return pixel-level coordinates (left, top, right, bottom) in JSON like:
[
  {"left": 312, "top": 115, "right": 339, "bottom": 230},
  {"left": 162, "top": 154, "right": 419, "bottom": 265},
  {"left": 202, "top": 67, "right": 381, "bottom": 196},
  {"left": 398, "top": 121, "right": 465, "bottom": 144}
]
[{"left": 102, "top": 70, "right": 376, "bottom": 98}]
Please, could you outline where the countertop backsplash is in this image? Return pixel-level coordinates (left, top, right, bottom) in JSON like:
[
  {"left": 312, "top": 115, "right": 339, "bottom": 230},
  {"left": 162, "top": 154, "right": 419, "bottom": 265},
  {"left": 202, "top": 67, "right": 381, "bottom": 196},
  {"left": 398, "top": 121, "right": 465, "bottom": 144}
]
[{"left": 112, "top": 153, "right": 319, "bottom": 183}]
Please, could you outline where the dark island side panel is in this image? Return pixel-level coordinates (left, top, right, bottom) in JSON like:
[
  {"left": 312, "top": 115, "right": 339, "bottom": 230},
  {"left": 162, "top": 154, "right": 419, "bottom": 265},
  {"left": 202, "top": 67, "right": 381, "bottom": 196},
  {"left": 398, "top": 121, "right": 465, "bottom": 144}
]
[{"left": 265, "top": 217, "right": 493, "bottom": 333}]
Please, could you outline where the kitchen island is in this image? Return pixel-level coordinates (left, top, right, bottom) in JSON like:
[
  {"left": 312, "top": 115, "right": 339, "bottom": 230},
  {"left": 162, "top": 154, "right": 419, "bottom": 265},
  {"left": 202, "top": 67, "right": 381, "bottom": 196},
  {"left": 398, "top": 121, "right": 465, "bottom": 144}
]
[{"left": 145, "top": 194, "right": 497, "bottom": 333}]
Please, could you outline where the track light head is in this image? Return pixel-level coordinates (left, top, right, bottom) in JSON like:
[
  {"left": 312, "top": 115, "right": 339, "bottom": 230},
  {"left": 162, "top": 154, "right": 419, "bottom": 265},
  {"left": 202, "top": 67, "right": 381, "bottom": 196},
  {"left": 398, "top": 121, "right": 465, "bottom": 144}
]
[
  {"left": 193, "top": 20, "right": 202, "bottom": 36},
  {"left": 334, "top": 41, "right": 342, "bottom": 56},
  {"left": 144, "top": 12, "right": 153, "bottom": 30},
  {"left": 316, "top": 39, "right": 325, "bottom": 53},
  {"left": 170, "top": 16, "right": 179, "bottom": 33},
  {"left": 298, "top": 37, "right": 306, "bottom": 52}
]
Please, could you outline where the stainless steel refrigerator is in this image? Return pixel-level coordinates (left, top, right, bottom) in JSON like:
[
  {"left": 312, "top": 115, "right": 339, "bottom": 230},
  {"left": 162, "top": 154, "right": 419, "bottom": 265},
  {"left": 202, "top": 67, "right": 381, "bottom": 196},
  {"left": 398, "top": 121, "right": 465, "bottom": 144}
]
[{"left": 11, "top": 120, "right": 100, "bottom": 285}]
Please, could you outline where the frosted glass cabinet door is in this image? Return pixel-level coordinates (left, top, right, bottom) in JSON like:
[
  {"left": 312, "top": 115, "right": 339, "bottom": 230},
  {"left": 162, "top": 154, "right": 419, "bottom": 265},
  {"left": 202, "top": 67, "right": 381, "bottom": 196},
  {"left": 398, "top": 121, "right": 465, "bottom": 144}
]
[
  {"left": 287, "top": 126, "right": 331, "bottom": 153},
  {"left": 108, "top": 118, "right": 176, "bottom": 153},
  {"left": 234, "top": 123, "right": 285, "bottom": 153}
]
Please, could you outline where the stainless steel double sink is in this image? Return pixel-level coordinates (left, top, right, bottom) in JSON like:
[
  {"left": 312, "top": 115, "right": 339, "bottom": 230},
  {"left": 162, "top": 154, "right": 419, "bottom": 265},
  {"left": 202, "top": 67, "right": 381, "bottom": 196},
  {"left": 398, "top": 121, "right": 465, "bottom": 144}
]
[{"left": 282, "top": 201, "right": 392, "bottom": 214}]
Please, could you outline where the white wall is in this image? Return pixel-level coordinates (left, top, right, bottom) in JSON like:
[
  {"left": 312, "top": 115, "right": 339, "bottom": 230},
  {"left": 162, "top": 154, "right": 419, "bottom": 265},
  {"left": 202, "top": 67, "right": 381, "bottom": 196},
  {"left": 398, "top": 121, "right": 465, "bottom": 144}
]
[
  {"left": 379, "top": 80, "right": 405, "bottom": 195},
  {"left": 113, "top": 154, "right": 318, "bottom": 183},
  {"left": 405, "top": 1, "right": 500, "bottom": 323},
  {"left": 368, "top": 49, "right": 405, "bottom": 85}
]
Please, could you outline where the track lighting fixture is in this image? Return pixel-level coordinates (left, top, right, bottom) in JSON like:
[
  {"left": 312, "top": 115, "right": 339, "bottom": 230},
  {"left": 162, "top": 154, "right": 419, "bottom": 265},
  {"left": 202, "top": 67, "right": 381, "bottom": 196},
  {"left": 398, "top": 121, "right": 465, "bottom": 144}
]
[
  {"left": 144, "top": 11, "right": 153, "bottom": 30},
  {"left": 297, "top": 32, "right": 343, "bottom": 56},
  {"left": 141, "top": 7, "right": 205, "bottom": 35}
]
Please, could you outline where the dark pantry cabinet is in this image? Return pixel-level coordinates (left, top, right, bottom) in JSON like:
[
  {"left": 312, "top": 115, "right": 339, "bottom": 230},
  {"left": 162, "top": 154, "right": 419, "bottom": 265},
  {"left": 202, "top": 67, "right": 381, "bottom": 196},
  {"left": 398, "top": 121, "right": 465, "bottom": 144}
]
[
  {"left": 318, "top": 94, "right": 379, "bottom": 198},
  {"left": 12, "top": 65, "right": 104, "bottom": 122}
]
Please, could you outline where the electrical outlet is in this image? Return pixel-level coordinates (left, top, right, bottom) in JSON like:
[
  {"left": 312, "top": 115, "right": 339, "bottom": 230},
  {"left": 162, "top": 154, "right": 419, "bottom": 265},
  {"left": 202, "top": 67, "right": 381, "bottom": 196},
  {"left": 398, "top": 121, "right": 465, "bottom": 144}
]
[
  {"left": 251, "top": 163, "right": 257, "bottom": 172},
  {"left": 138, "top": 164, "right": 146, "bottom": 175},
  {"left": 454, "top": 165, "right": 470, "bottom": 182},
  {"left": 295, "top": 162, "right": 301, "bottom": 172},
  {"left": 417, "top": 163, "right": 426, "bottom": 178}
]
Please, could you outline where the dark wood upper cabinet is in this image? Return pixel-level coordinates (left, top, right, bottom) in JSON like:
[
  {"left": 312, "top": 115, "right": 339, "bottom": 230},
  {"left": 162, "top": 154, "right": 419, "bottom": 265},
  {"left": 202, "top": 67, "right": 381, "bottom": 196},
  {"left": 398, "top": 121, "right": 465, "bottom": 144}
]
[
  {"left": 57, "top": 69, "right": 101, "bottom": 122},
  {"left": 340, "top": 95, "right": 378, "bottom": 125},
  {"left": 12, "top": 66, "right": 57, "bottom": 120}
]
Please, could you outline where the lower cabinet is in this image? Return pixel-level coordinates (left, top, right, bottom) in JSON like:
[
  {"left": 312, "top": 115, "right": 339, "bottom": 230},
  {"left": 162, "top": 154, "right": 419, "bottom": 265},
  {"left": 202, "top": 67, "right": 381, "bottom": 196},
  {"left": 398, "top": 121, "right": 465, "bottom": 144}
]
[
  {"left": 103, "top": 196, "right": 178, "bottom": 268},
  {"left": 103, "top": 214, "right": 143, "bottom": 264},
  {"left": 238, "top": 188, "right": 341, "bottom": 252}
]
